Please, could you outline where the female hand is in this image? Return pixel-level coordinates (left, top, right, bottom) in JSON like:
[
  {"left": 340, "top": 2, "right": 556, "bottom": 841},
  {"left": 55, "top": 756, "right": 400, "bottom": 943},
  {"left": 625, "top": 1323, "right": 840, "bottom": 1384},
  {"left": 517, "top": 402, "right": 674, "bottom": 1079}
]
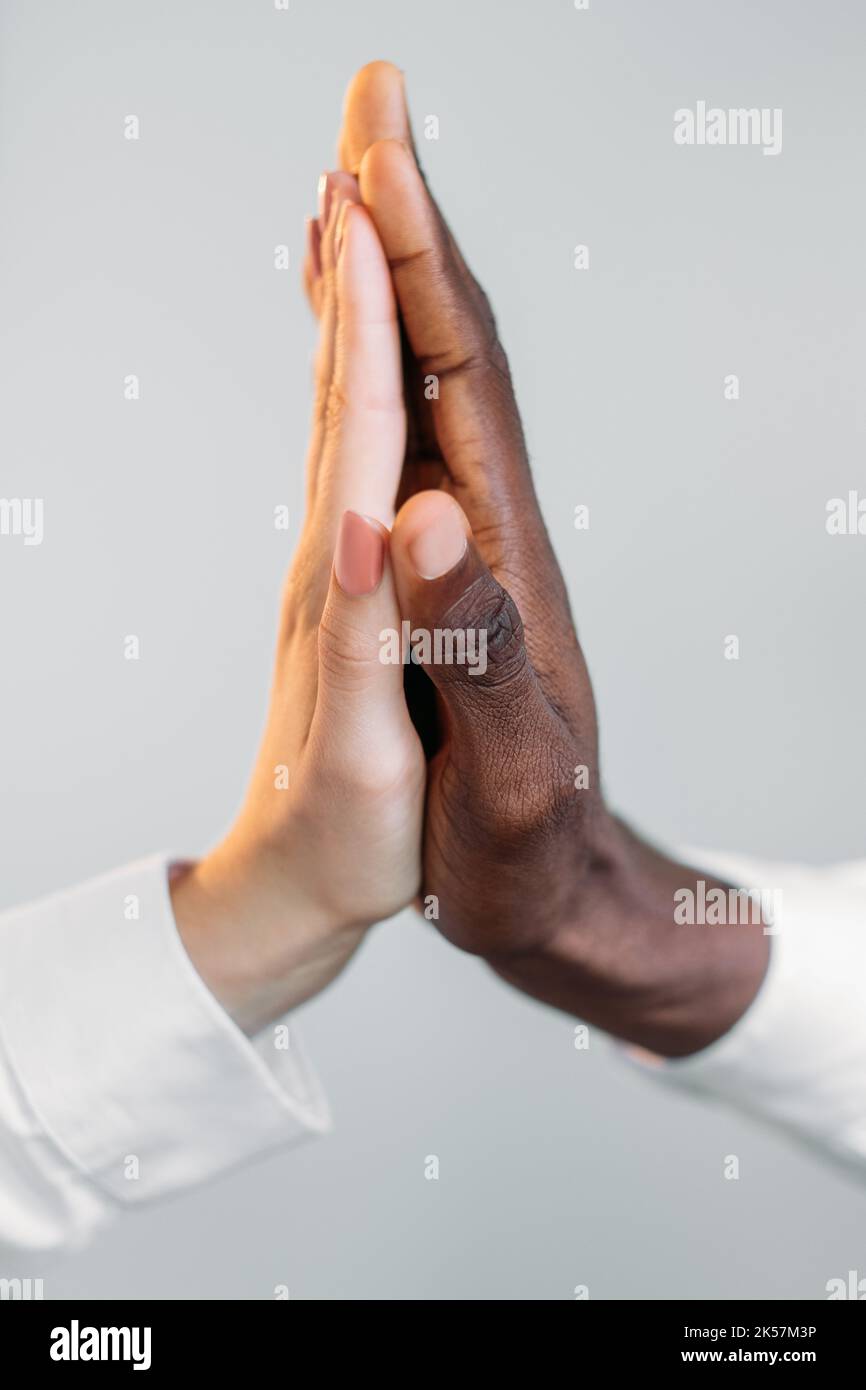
[{"left": 171, "top": 175, "right": 425, "bottom": 1035}]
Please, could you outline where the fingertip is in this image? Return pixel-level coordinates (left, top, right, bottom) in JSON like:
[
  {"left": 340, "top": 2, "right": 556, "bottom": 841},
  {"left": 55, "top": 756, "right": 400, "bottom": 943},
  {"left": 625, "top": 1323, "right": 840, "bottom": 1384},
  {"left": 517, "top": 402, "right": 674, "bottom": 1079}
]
[
  {"left": 357, "top": 139, "right": 435, "bottom": 271},
  {"left": 358, "top": 136, "right": 417, "bottom": 200},
  {"left": 335, "top": 202, "right": 399, "bottom": 326},
  {"left": 335, "top": 199, "right": 381, "bottom": 263},
  {"left": 318, "top": 169, "right": 354, "bottom": 232},
  {"left": 394, "top": 489, "right": 471, "bottom": 537},
  {"left": 344, "top": 59, "right": 405, "bottom": 104},
  {"left": 392, "top": 491, "right": 470, "bottom": 581},
  {"left": 317, "top": 169, "right": 360, "bottom": 255},
  {"left": 340, "top": 61, "right": 410, "bottom": 173}
]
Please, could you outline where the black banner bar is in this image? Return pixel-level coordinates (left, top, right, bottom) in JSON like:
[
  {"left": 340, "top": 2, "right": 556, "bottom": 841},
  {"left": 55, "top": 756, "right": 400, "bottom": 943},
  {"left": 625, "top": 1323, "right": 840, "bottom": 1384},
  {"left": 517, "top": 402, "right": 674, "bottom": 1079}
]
[{"left": 1, "top": 1298, "right": 862, "bottom": 1375}]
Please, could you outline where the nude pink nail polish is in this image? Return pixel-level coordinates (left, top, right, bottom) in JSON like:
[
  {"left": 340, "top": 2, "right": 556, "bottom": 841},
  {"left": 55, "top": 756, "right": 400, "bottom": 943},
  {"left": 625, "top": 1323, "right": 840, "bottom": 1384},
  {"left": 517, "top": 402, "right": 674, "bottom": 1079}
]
[{"left": 334, "top": 511, "right": 384, "bottom": 596}]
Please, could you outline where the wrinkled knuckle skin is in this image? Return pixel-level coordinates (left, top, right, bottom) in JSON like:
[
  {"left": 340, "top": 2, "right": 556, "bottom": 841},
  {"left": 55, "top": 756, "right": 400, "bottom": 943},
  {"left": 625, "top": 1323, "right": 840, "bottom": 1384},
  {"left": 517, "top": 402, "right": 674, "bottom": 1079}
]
[
  {"left": 317, "top": 608, "right": 379, "bottom": 687},
  {"left": 440, "top": 574, "right": 527, "bottom": 689},
  {"left": 489, "top": 735, "right": 585, "bottom": 848},
  {"left": 417, "top": 326, "right": 511, "bottom": 392},
  {"left": 279, "top": 547, "right": 329, "bottom": 642}
]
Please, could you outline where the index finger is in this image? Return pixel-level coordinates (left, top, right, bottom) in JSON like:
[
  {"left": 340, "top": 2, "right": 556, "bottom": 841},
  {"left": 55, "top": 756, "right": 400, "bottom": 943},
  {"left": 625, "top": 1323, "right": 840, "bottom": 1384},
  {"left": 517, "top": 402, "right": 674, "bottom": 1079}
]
[
  {"left": 341, "top": 67, "right": 532, "bottom": 514},
  {"left": 338, "top": 62, "right": 583, "bottom": 709}
]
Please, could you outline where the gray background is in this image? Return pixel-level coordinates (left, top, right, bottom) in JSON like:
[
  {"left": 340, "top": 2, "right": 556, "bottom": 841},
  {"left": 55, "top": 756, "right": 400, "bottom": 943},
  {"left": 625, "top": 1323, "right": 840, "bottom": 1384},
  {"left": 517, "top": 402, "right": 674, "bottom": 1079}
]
[{"left": 1, "top": 0, "right": 864, "bottom": 1298}]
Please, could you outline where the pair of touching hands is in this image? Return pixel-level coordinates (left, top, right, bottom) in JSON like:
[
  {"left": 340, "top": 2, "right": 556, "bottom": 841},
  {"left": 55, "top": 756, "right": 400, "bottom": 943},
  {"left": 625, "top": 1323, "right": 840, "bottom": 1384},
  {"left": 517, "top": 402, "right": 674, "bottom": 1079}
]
[{"left": 173, "top": 63, "right": 768, "bottom": 1054}]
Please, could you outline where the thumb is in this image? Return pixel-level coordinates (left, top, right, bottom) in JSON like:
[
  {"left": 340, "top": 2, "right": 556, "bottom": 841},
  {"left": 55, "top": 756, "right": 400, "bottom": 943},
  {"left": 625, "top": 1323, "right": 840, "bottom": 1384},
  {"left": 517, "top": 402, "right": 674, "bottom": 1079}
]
[
  {"left": 389, "top": 491, "right": 544, "bottom": 743},
  {"left": 310, "top": 511, "right": 408, "bottom": 760}
]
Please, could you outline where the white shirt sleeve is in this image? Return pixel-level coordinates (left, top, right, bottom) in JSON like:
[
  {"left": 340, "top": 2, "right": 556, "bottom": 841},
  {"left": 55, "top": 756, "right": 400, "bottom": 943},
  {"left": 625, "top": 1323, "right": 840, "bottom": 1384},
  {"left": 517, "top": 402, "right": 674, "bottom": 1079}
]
[
  {"left": 633, "top": 850, "right": 866, "bottom": 1179},
  {"left": 0, "top": 856, "right": 330, "bottom": 1259}
]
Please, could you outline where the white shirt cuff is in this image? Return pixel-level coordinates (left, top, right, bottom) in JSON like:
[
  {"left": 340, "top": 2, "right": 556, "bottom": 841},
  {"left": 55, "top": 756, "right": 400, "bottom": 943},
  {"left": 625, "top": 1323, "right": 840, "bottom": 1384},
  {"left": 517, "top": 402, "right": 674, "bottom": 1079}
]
[
  {"left": 629, "top": 849, "right": 866, "bottom": 1176},
  {"left": 0, "top": 855, "right": 331, "bottom": 1208}
]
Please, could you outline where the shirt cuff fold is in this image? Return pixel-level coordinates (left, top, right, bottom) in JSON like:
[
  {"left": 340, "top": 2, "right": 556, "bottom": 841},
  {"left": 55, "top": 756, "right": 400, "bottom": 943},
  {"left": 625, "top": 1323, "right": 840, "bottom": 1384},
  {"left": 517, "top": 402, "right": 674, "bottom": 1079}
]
[
  {"left": 627, "top": 849, "right": 866, "bottom": 1176},
  {"left": 0, "top": 855, "right": 331, "bottom": 1206}
]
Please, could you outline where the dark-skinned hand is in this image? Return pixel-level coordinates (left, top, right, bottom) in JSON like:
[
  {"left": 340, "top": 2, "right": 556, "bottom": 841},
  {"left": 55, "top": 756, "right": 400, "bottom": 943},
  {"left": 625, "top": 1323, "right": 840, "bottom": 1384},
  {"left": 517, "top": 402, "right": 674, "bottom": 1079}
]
[{"left": 314, "top": 62, "right": 769, "bottom": 1057}]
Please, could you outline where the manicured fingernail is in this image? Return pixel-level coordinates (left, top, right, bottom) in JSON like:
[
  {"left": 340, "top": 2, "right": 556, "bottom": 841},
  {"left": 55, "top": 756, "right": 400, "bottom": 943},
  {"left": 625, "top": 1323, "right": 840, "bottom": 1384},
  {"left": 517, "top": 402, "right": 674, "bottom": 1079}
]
[
  {"left": 317, "top": 171, "right": 331, "bottom": 230},
  {"left": 335, "top": 511, "right": 385, "bottom": 596},
  {"left": 408, "top": 502, "right": 468, "bottom": 579}
]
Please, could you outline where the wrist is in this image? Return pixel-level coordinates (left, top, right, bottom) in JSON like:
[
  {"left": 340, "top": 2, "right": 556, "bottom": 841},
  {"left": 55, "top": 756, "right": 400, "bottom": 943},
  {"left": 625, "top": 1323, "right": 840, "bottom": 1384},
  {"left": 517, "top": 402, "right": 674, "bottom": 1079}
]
[
  {"left": 170, "top": 830, "right": 367, "bottom": 1035},
  {"left": 487, "top": 815, "right": 771, "bottom": 1058}
]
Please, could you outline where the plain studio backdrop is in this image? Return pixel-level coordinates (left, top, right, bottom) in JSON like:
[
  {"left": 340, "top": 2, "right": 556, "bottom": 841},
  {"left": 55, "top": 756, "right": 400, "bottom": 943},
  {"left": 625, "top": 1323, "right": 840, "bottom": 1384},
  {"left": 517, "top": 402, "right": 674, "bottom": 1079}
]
[{"left": 1, "top": 0, "right": 864, "bottom": 1299}]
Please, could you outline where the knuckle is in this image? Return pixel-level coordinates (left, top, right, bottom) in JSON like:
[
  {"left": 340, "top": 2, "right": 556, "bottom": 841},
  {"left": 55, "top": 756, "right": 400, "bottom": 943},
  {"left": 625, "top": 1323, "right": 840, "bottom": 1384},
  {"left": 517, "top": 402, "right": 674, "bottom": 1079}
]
[
  {"left": 416, "top": 275, "right": 511, "bottom": 389},
  {"left": 442, "top": 574, "right": 527, "bottom": 688},
  {"left": 321, "top": 750, "right": 382, "bottom": 798},
  {"left": 317, "top": 606, "right": 379, "bottom": 687},
  {"left": 418, "top": 331, "right": 502, "bottom": 385},
  {"left": 317, "top": 736, "right": 412, "bottom": 804},
  {"left": 460, "top": 265, "right": 499, "bottom": 341},
  {"left": 474, "top": 282, "right": 498, "bottom": 335},
  {"left": 279, "top": 546, "right": 322, "bottom": 635},
  {"left": 352, "top": 754, "right": 410, "bottom": 800},
  {"left": 486, "top": 735, "right": 584, "bottom": 848}
]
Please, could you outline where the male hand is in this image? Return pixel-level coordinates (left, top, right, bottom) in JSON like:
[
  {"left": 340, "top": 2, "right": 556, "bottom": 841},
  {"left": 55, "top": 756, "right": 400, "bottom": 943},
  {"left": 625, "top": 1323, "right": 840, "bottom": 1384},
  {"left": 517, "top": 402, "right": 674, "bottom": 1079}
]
[{"left": 337, "top": 62, "right": 769, "bottom": 1056}]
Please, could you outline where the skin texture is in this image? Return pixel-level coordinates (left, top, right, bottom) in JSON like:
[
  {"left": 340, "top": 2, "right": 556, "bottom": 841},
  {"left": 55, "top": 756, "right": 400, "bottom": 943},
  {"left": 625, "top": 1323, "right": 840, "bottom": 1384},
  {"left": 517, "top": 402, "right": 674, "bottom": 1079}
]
[
  {"left": 172, "top": 180, "right": 424, "bottom": 1036},
  {"left": 332, "top": 62, "right": 770, "bottom": 1056},
  {"left": 175, "top": 61, "right": 769, "bottom": 1059}
]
